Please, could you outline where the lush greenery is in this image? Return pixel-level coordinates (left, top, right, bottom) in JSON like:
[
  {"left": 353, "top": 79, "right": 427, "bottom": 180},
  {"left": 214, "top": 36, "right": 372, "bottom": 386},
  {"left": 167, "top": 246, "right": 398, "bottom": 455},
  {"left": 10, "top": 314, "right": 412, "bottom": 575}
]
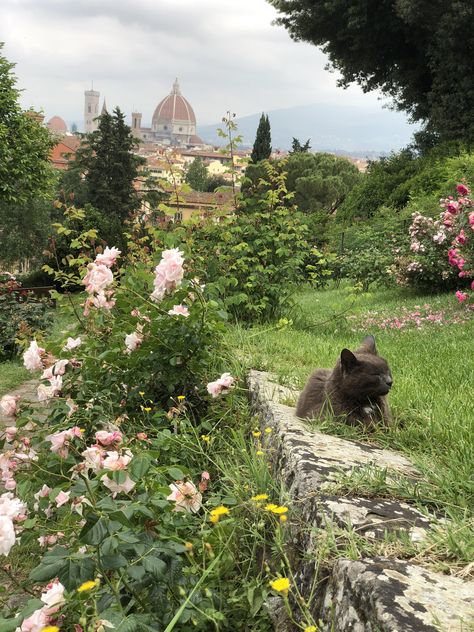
[
  {"left": 250, "top": 113, "right": 272, "bottom": 163},
  {"left": 229, "top": 284, "right": 474, "bottom": 564},
  {"left": 184, "top": 157, "right": 209, "bottom": 192},
  {"left": 268, "top": 0, "right": 474, "bottom": 144},
  {"left": 0, "top": 273, "right": 52, "bottom": 361}
]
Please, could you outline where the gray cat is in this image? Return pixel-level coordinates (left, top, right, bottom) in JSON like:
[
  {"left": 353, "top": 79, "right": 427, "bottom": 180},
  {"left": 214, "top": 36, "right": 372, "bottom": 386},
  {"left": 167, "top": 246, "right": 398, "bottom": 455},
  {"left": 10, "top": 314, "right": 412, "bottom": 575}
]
[{"left": 296, "top": 335, "right": 392, "bottom": 427}]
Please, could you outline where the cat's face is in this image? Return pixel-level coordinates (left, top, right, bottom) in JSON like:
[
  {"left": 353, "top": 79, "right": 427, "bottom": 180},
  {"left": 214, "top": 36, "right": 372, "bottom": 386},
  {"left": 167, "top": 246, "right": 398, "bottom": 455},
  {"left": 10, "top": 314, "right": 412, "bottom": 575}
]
[{"left": 339, "top": 336, "right": 393, "bottom": 399}]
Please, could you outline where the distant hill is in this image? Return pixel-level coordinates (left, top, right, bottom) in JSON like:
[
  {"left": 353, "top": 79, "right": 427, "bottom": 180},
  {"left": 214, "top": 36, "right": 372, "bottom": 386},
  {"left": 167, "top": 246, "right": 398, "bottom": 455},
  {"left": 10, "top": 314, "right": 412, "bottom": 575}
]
[{"left": 198, "top": 103, "right": 418, "bottom": 156}]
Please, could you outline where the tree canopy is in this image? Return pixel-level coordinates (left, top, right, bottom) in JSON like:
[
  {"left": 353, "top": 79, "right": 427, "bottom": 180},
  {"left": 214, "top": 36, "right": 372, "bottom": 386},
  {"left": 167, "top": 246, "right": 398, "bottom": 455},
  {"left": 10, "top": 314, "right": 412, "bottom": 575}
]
[
  {"left": 267, "top": 0, "right": 474, "bottom": 144},
  {"left": 0, "top": 43, "right": 54, "bottom": 205},
  {"left": 185, "top": 157, "right": 208, "bottom": 191},
  {"left": 250, "top": 113, "right": 272, "bottom": 163}
]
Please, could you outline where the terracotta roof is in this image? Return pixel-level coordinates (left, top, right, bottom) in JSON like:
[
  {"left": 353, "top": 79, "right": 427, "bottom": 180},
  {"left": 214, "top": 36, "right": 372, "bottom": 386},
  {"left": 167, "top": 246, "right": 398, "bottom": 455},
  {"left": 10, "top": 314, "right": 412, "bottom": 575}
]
[
  {"left": 152, "top": 79, "right": 196, "bottom": 125},
  {"left": 47, "top": 115, "right": 68, "bottom": 133}
]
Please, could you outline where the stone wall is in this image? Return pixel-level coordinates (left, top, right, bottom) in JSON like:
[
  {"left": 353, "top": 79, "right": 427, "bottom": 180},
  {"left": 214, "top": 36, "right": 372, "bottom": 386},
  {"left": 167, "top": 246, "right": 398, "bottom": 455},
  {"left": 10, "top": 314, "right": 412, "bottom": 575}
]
[{"left": 248, "top": 371, "right": 474, "bottom": 632}]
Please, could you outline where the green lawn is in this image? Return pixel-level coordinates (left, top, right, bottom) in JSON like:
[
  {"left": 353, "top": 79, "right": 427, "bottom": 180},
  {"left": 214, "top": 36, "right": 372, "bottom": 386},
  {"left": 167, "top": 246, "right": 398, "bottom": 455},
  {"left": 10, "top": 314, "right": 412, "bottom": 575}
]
[{"left": 227, "top": 284, "right": 474, "bottom": 524}]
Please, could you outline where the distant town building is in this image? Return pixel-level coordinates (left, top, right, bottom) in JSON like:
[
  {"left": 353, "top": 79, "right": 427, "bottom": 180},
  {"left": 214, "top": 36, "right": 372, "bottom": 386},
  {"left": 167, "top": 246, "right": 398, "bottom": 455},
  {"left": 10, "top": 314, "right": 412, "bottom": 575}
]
[{"left": 131, "top": 79, "right": 203, "bottom": 147}]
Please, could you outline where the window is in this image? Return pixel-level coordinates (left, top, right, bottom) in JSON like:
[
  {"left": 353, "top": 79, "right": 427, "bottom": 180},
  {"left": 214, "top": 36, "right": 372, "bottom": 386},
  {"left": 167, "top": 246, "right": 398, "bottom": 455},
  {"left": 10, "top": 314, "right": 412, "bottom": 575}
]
[
  {"left": 174, "top": 212, "right": 183, "bottom": 222},
  {"left": 179, "top": 127, "right": 183, "bottom": 131},
  {"left": 88, "top": 105, "right": 91, "bottom": 113},
  {"left": 164, "top": 125, "right": 168, "bottom": 130}
]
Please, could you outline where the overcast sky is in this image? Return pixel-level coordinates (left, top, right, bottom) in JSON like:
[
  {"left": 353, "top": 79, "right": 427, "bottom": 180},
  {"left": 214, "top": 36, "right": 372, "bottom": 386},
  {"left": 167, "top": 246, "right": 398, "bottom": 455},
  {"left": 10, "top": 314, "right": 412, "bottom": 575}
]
[{"left": 1, "top": 0, "right": 401, "bottom": 128}]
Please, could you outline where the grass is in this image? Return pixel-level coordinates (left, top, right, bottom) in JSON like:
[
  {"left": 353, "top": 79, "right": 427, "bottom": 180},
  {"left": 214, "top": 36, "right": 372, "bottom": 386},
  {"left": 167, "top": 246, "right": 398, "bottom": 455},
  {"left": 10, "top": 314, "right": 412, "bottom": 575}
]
[
  {"left": 0, "top": 297, "right": 78, "bottom": 395},
  {"left": 226, "top": 284, "right": 474, "bottom": 531}
]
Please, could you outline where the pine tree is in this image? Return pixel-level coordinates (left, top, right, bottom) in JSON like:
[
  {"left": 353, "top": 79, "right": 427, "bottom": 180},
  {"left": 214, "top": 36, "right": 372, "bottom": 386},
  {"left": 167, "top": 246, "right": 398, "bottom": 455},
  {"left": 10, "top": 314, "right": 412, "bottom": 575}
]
[
  {"left": 185, "top": 157, "right": 208, "bottom": 191},
  {"left": 250, "top": 113, "right": 272, "bottom": 163},
  {"left": 290, "top": 137, "right": 311, "bottom": 154},
  {"left": 74, "top": 107, "right": 144, "bottom": 221}
]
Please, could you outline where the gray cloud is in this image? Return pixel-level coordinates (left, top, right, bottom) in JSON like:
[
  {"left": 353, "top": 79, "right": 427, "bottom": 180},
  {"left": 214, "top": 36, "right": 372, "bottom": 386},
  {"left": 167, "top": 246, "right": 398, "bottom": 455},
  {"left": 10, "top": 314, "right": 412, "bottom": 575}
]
[{"left": 1, "top": 0, "right": 402, "bottom": 132}]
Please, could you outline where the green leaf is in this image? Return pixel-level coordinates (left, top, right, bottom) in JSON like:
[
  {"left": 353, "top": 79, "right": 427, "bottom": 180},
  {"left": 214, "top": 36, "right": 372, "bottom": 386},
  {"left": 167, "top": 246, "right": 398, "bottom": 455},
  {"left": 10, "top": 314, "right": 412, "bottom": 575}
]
[
  {"left": 142, "top": 555, "right": 166, "bottom": 578},
  {"left": 167, "top": 467, "right": 185, "bottom": 480},
  {"left": 58, "top": 557, "right": 95, "bottom": 591},
  {"left": 100, "top": 554, "right": 128, "bottom": 570},
  {"left": 129, "top": 455, "right": 151, "bottom": 481},
  {"left": 80, "top": 516, "right": 109, "bottom": 545}
]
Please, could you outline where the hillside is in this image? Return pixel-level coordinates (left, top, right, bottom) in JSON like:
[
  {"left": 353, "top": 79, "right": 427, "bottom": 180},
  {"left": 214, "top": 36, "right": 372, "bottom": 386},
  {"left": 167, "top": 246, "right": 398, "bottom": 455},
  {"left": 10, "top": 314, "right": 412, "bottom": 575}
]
[{"left": 198, "top": 103, "right": 418, "bottom": 155}]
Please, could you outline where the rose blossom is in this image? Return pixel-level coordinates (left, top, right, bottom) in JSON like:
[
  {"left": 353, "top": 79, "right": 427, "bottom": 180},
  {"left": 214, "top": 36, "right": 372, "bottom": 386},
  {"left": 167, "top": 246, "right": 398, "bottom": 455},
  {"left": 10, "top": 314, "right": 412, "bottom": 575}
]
[
  {"left": 95, "top": 430, "right": 123, "bottom": 446},
  {"left": 455, "top": 291, "right": 468, "bottom": 303},
  {"left": 167, "top": 481, "right": 202, "bottom": 513},
  {"left": 168, "top": 304, "right": 190, "bottom": 317},
  {"left": 18, "top": 606, "right": 50, "bottom": 631},
  {"left": 55, "top": 490, "right": 71, "bottom": 507},
  {"left": 95, "top": 246, "right": 121, "bottom": 268},
  {"left": 206, "top": 373, "right": 236, "bottom": 398},
  {"left": 469, "top": 212, "right": 474, "bottom": 228},
  {"left": 63, "top": 336, "right": 82, "bottom": 351},
  {"left": 125, "top": 332, "right": 143, "bottom": 354},
  {"left": 81, "top": 445, "right": 105, "bottom": 472},
  {"left": 83, "top": 263, "right": 113, "bottom": 294},
  {"left": 37, "top": 375, "right": 63, "bottom": 401},
  {"left": 23, "top": 340, "right": 45, "bottom": 371},
  {"left": 46, "top": 426, "right": 82, "bottom": 458},
  {"left": 0, "top": 515, "right": 15, "bottom": 556},
  {"left": 5, "top": 426, "right": 17, "bottom": 442},
  {"left": 0, "top": 395, "right": 19, "bottom": 417},
  {"left": 92, "top": 290, "right": 116, "bottom": 310},
  {"left": 150, "top": 248, "right": 185, "bottom": 302},
  {"left": 41, "top": 579, "right": 65, "bottom": 610},
  {"left": 456, "top": 184, "right": 470, "bottom": 196},
  {"left": 101, "top": 473, "right": 136, "bottom": 496},
  {"left": 103, "top": 450, "right": 132, "bottom": 471},
  {"left": 41, "top": 359, "right": 69, "bottom": 380},
  {"left": 0, "top": 492, "right": 27, "bottom": 519}
]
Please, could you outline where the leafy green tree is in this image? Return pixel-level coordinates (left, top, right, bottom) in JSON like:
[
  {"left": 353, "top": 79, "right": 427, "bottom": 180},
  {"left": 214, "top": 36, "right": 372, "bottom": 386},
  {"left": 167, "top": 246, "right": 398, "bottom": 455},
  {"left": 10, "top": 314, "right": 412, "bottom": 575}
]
[
  {"left": 250, "top": 113, "right": 272, "bottom": 163},
  {"left": 268, "top": 0, "right": 474, "bottom": 144},
  {"left": 290, "top": 137, "right": 311, "bottom": 153},
  {"left": 0, "top": 43, "right": 54, "bottom": 205},
  {"left": 185, "top": 157, "right": 208, "bottom": 191}
]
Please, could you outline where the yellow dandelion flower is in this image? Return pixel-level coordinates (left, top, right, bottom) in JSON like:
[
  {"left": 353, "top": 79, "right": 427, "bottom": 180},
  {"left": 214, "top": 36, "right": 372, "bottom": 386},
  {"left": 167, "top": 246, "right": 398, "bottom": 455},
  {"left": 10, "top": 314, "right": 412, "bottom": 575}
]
[
  {"left": 143, "top": 407, "right": 152, "bottom": 413},
  {"left": 209, "top": 505, "right": 230, "bottom": 523},
  {"left": 279, "top": 515, "right": 288, "bottom": 523},
  {"left": 264, "top": 427, "right": 272, "bottom": 434},
  {"left": 251, "top": 494, "right": 269, "bottom": 502},
  {"left": 77, "top": 579, "right": 100, "bottom": 593},
  {"left": 139, "top": 391, "right": 145, "bottom": 396},
  {"left": 256, "top": 450, "right": 264, "bottom": 456},
  {"left": 184, "top": 541, "right": 193, "bottom": 551},
  {"left": 177, "top": 395, "right": 185, "bottom": 401},
  {"left": 272, "top": 506, "right": 288, "bottom": 515},
  {"left": 264, "top": 503, "right": 279, "bottom": 512},
  {"left": 304, "top": 626, "right": 317, "bottom": 632},
  {"left": 41, "top": 627, "right": 60, "bottom": 632},
  {"left": 201, "top": 434, "right": 210, "bottom": 443},
  {"left": 252, "top": 430, "right": 261, "bottom": 438},
  {"left": 269, "top": 577, "right": 290, "bottom": 596}
]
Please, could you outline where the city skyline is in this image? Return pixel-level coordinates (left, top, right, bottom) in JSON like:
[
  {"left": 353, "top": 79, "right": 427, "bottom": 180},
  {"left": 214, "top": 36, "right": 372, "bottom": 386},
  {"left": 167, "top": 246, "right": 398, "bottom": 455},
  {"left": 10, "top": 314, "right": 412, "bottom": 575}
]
[{"left": 0, "top": 0, "right": 408, "bottom": 129}]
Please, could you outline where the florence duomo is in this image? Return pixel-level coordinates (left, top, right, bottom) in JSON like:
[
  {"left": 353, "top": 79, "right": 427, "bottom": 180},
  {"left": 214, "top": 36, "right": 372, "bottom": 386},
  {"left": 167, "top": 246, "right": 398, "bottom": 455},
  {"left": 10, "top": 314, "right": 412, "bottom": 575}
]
[{"left": 83, "top": 78, "right": 203, "bottom": 148}]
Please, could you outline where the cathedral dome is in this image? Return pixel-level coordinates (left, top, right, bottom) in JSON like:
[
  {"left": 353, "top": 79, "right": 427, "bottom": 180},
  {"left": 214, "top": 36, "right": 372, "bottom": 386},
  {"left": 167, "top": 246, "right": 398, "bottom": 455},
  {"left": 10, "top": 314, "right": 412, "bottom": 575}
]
[
  {"left": 152, "top": 79, "right": 196, "bottom": 128},
  {"left": 47, "top": 115, "right": 68, "bottom": 133}
]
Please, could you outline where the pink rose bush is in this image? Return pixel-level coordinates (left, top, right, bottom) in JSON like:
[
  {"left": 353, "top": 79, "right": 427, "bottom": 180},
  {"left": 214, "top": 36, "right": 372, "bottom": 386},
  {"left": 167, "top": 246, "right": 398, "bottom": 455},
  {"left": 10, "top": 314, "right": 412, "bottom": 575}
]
[
  {"left": 393, "top": 184, "right": 473, "bottom": 302},
  {"left": 0, "top": 233, "right": 243, "bottom": 630}
]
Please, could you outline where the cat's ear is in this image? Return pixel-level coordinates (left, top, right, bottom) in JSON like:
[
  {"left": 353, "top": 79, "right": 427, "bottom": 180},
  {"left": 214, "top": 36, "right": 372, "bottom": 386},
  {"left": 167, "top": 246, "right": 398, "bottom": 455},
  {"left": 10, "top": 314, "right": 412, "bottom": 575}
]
[
  {"left": 358, "top": 335, "right": 377, "bottom": 355},
  {"left": 340, "top": 348, "right": 359, "bottom": 372}
]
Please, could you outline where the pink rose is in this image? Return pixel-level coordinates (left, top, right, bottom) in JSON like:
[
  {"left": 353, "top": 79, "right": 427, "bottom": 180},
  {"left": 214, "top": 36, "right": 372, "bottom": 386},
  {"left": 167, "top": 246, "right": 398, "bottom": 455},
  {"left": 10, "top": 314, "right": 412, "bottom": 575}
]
[
  {"left": 101, "top": 473, "right": 136, "bottom": 496},
  {"left": 95, "top": 430, "right": 123, "bottom": 446},
  {"left": 5, "top": 426, "right": 17, "bottom": 442},
  {"left": 456, "top": 184, "right": 470, "bottom": 196},
  {"left": 168, "top": 304, "right": 190, "bottom": 317},
  {"left": 0, "top": 395, "right": 19, "bottom": 417},
  {"left": 0, "top": 515, "right": 15, "bottom": 556},
  {"left": 83, "top": 263, "right": 113, "bottom": 294},
  {"left": 469, "top": 212, "right": 474, "bottom": 227},
  {"left": 125, "top": 331, "right": 143, "bottom": 354},
  {"left": 54, "top": 490, "right": 71, "bottom": 507},
  {"left": 103, "top": 450, "right": 132, "bottom": 471},
  {"left": 95, "top": 246, "right": 121, "bottom": 268},
  {"left": 167, "top": 481, "right": 202, "bottom": 513},
  {"left": 92, "top": 290, "right": 116, "bottom": 310},
  {"left": 41, "top": 579, "right": 65, "bottom": 610},
  {"left": 23, "top": 340, "right": 45, "bottom": 371},
  {"left": 81, "top": 445, "right": 105, "bottom": 472},
  {"left": 207, "top": 372, "right": 236, "bottom": 397},
  {"left": 0, "top": 492, "right": 27, "bottom": 519},
  {"left": 455, "top": 291, "right": 467, "bottom": 303},
  {"left": 18, "top": 606, "right": 49, "bottom": 631},
  {"left": 63, "top": 336, "right": 82, "bottom": 351}
]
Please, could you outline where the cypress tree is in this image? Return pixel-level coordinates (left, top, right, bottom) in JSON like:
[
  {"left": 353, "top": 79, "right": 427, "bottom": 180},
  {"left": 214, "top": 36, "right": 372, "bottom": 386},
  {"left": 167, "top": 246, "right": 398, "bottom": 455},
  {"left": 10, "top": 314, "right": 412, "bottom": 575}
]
[{"left": 250, "top": 113, "right": 272, "bottom": 163}]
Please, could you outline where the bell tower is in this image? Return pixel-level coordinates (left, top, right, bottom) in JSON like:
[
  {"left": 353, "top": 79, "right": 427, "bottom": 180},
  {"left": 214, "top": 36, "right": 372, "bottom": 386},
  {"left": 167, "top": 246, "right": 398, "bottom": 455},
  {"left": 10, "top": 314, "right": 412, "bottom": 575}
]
[{"left": 84, "top": 87, "right": 100, "bottom": 132}]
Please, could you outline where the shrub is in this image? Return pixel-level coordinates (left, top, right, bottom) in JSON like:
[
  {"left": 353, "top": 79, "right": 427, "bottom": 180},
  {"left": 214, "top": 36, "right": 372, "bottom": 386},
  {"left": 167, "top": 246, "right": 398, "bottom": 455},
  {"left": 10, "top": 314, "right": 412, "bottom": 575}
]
[
  {"left": 0, "top": 273, "right": 51, "bottom": 360},
  {"left": 185, "top": 161, "right": 310, "bottom": 322}
]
